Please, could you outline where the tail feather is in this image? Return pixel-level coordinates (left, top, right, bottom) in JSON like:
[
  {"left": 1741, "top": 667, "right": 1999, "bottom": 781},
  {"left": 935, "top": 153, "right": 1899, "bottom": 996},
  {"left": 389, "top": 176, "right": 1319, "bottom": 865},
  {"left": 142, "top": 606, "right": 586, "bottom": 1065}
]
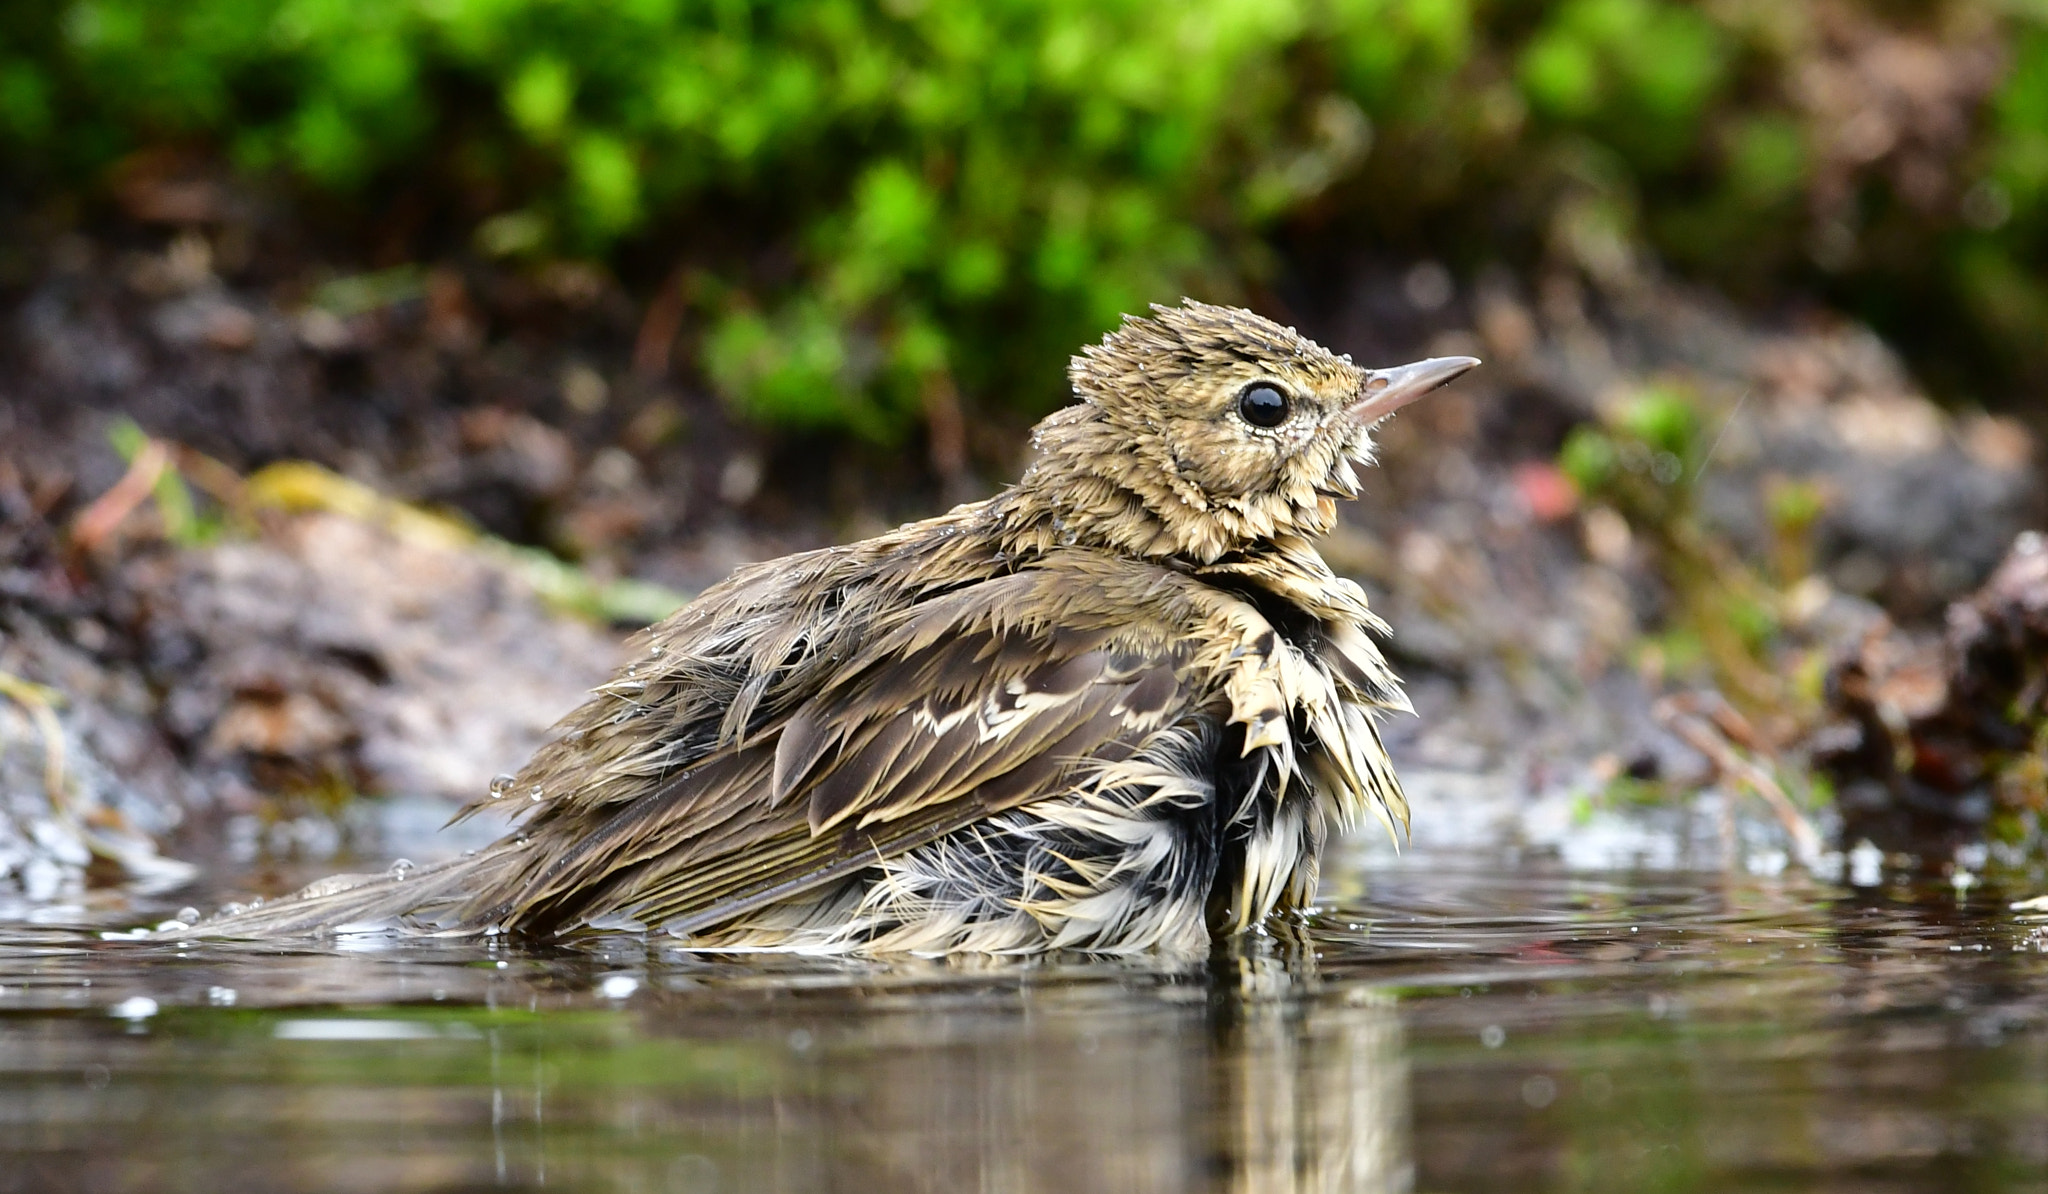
[{"left": 162, "top": 845, "right": 531, "bottom": 939}]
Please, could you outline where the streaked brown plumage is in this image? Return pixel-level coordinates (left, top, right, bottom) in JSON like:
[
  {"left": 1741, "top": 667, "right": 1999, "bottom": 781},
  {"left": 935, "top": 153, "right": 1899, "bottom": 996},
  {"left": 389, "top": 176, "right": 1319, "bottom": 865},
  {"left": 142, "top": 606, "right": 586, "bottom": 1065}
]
[{"left": 184, "top": 300, "right": 1477, "bottom": 954}]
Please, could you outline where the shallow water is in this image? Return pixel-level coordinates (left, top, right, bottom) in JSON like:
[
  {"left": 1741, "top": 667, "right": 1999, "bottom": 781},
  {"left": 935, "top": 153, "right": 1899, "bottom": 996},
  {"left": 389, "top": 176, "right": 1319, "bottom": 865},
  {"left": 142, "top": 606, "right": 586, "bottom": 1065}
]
[{"left": 4, "top": 854, "right": 2048, "bottom": 1193}]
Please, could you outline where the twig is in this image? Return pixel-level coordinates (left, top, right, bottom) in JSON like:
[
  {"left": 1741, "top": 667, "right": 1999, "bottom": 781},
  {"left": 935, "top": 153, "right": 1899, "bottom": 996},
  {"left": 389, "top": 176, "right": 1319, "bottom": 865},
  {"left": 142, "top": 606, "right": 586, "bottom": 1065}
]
[
  {"left": 70, "top": 439, "right": 169, "bottom": 551},
  {"left": 633, "top": 264, "right": 690, "bottom": 379},
  {"left": 921, "top": 370, "right": 971, "bottom": 499},
  {"left": 1654, "top": 693, "right": 1824, "bottom": 867},
  {"left": 0, "top": 670, "right": 196, "bottom": 890},
  {"left": 0, "top": 670, "right": 69, "bottom": 818},
  {"left": 1693, "top": 387, "right": 1750, "bottom": 482}
]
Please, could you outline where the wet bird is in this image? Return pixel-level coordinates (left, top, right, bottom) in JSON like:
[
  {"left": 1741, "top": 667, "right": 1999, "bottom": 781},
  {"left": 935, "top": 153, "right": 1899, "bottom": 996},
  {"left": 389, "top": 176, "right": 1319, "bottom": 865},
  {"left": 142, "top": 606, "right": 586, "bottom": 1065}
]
[{"left": 188, "top": 301, "right": 1476, "bottom": 953}]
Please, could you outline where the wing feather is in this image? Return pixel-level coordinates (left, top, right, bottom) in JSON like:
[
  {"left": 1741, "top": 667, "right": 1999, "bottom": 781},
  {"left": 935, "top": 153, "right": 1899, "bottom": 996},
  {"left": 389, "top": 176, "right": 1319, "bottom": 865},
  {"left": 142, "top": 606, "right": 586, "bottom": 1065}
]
[{"left": 470, "top": 562, "right": 1203, "bottom": 935}]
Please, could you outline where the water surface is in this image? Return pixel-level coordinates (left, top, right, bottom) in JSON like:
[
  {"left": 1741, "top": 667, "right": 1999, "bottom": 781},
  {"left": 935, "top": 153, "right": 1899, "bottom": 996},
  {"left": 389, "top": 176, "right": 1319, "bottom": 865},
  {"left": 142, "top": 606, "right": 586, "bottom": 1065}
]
[{"left": 4, "top": 855, "right": 2046, "bottom": 1192}]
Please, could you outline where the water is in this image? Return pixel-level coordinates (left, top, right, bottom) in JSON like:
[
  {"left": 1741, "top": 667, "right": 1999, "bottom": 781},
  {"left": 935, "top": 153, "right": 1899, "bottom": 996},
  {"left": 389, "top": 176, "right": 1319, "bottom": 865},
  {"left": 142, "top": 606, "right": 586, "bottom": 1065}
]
[{"left": 4, "top": 853, "right": 2048, "bottom": 1192}]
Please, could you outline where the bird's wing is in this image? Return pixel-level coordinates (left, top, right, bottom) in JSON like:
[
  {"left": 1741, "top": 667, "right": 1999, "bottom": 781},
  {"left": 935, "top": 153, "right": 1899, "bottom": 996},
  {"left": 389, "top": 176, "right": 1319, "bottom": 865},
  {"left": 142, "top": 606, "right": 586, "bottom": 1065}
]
[{"left": 464, "top": 564, "right": 1199, "bottom": 935}]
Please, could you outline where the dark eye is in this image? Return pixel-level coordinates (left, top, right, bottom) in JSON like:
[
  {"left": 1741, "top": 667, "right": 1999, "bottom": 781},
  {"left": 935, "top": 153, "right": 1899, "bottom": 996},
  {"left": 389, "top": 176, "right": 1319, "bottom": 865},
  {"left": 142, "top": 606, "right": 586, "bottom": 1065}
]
[{"left": 1237, "top": 383, "right": 1290, "bottom": 428}]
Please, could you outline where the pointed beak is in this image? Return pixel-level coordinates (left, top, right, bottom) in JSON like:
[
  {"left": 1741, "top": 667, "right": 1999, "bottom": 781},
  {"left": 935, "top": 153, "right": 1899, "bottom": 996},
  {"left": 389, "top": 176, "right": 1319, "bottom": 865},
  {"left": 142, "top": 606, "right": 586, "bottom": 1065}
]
[{"left": 1348, "top": 355, "right": 1481, "bottom": 425}]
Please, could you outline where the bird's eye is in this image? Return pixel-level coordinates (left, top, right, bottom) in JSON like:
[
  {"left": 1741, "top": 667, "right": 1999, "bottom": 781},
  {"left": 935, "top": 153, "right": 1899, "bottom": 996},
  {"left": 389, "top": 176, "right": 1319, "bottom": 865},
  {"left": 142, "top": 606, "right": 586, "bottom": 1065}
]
[{"left": 1237, "top": 383, "right": 1290, "bottom": 429}]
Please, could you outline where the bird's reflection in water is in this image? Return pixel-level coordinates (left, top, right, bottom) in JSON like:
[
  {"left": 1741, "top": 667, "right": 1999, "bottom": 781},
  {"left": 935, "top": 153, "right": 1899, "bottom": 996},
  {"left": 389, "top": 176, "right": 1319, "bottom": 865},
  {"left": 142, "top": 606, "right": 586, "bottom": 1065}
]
[
  {"left": 636, "top": 944, "right": 1412, "bottom": 1193},
  {"left": 1211, "top": 948, "right": 1412, "bottom": 1194}
]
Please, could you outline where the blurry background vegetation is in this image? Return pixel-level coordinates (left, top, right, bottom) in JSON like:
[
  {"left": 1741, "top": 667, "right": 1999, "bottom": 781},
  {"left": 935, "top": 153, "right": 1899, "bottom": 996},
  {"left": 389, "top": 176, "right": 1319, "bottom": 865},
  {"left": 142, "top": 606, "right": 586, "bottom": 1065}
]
[{"left": 1, "top": 0, "right": 2044, "bottom": 442}]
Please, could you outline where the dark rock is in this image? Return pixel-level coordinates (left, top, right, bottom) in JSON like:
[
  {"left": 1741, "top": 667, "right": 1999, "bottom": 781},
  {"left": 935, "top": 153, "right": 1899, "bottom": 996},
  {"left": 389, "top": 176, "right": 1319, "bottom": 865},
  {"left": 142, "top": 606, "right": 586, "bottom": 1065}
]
[
  {"left": 142, "top": 512, "right": 624, "bottom": 805},
  {"left": 1816, "top": 531, "right": 2048, "bottom": 856}
]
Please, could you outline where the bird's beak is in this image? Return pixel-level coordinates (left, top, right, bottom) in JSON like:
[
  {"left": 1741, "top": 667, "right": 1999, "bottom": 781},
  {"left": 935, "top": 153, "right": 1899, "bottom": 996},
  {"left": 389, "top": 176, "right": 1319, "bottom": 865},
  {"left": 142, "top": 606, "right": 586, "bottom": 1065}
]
[{"left": 1348, "top": 356, "right": 1481, "bottom": 425}]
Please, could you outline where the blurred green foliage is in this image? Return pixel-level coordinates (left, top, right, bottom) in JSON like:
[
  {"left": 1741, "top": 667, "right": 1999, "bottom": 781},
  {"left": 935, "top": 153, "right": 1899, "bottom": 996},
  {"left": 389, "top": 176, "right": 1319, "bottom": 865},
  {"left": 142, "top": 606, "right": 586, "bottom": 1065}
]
[
  {"left": 1561, "top": 386, "right": 1791, "bottom": 713},
  {"left": 1, "top": 0, "right": 2044, "bottom": 436}
]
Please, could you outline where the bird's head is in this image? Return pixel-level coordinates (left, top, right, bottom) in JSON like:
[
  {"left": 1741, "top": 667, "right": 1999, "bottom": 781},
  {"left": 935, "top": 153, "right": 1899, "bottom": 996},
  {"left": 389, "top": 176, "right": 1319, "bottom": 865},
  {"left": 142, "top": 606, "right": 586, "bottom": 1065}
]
[{"left": 1016, "top": 299, "right": 1477, "bottom": 563}]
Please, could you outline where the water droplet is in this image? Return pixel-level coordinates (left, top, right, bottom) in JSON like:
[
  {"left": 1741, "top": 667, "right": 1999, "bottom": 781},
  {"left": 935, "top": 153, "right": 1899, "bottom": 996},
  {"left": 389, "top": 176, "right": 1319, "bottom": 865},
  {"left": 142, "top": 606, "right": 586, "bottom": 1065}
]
[
  {"left": 220, "top": 902, "right": 246, "bottom": 916},
  {"left": 489, "top": 774, "right": 516, "bottom": 798},
  {"left": 599, "top": 975, "right": 639, "bottom": 999},
  {"left": 175, "top": 907, "right": 199, "bottom": 924},
  {"left": 529, "top": 786, "right": 545, "bottom": 802},
  {"left": 111, "top": 996, "right": 158, "bottom": 1021},
  {"left": 207, "top": 986, "right": 237, "bottom": 1006},
  {"left": 388, "top": 858, "right": 415, "bottom": 880},
  {"left": 649, "top": 644, "right": 664, "bottom": 656}
]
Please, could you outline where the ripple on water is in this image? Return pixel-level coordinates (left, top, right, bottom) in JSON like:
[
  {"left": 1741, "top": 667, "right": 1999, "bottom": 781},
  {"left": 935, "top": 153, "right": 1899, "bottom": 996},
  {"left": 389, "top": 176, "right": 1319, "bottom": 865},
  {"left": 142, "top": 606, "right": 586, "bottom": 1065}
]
[{"left": 3, "top": 853, "right": 2048, "bottom": 1192}]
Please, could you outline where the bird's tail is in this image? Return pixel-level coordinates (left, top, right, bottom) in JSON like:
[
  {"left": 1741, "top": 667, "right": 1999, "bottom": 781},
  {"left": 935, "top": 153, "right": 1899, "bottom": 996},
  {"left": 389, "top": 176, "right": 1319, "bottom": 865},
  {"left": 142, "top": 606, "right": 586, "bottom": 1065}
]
[{"left": 161, "top": 843, "right": 532, "bottom": 939}]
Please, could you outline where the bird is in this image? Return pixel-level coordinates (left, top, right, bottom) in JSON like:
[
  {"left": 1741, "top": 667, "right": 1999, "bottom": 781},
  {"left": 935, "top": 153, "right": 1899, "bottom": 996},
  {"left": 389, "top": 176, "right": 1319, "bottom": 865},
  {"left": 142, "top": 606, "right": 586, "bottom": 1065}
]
[{"left": 180, "top": 300, "right": 1477, "bottom": 954}]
